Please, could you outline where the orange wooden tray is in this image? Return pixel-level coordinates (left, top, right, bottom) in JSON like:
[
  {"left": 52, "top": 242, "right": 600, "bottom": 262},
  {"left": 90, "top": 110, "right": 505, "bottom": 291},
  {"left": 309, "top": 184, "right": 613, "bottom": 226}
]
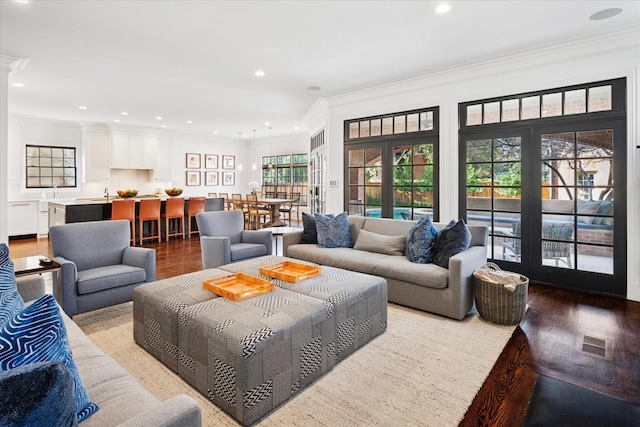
[
  {"left": 203, "top": 273, "right": 274, "bottom": 301},
  {"left": 259, "top": 261, "right": 321, "bottom": 283}
]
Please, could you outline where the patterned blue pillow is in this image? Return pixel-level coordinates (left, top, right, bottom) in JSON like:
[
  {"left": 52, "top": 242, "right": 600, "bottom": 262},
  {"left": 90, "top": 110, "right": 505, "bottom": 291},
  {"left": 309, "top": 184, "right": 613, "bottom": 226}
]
[
  {"left": 315, "top": 212, "right": 352, "bottom": 248},
  {"left": 0, "top": 294, "right": 99, "bottom": 423},
  {"left": 406, "top": 217, "right": 439, "bottom": 263},
  {"left": 431, "top": 219, "right": 472, "bottom": 268},
  {"left": 0, "top": 243, "right": 24, "bottom": 330}
]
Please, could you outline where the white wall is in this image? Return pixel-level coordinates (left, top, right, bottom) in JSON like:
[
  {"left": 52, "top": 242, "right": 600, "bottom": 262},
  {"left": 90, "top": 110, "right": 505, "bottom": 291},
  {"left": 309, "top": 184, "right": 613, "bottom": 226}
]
[{"left": 312, "top": 29, "right": 640, "bottom": 301}]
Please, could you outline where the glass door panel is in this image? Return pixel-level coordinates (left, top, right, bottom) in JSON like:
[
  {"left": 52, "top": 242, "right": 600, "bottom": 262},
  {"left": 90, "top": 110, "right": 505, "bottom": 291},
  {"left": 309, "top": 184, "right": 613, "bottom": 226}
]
[
  {"left": 392, "top": 143, "right": 434, "bottom": 220},
  {"left": 348, "top": 146, "right": 382, "bottom": 217}
]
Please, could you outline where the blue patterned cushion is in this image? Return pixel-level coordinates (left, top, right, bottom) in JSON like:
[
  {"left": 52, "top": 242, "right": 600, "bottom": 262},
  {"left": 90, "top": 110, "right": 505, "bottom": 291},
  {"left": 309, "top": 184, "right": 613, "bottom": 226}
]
[
  {"left": 406, "top": 217, "right": 439, "bottom": 263},
  {"left": 0, "top": 243, "right": 24, "bottom": 330},
  {"left": 431, "top": 219, "right": 472, "bottom": 268},
  {"left": 0, "top": 294, "right": 99, "bottom": 423},
  {"left": 315, "top": 212, "right": 352, "bottom": 248}
]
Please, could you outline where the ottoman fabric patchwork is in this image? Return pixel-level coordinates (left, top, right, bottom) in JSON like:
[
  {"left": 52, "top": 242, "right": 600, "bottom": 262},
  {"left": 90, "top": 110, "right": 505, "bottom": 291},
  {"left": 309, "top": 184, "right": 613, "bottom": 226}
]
[
  {"left": 134, "top": 256, "right": 388, "bottom": 426},
  {"left": 178, "top": 288, "right": 331, "bottom": 425},
  {"left": 133, "top": 268, "right": 228, "bottom": 371}
]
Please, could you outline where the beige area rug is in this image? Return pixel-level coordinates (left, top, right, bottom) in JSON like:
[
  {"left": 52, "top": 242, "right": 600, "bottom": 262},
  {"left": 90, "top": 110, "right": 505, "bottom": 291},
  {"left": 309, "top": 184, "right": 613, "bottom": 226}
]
[{"left": 74, "top": 302, "right": 515, "bottom": 427}]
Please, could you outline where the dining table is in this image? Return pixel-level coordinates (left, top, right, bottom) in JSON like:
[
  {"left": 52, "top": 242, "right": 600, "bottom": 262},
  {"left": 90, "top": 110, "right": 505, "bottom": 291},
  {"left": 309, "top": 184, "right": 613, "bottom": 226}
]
[{"left": 257, "top": 197, "right": 295, "bottom": 227}]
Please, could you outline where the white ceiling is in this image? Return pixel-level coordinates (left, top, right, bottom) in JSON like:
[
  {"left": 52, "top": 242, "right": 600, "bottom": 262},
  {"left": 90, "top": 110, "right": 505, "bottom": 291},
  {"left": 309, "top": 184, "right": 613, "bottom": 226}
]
[{"left": 1, "top": 0, "right": 638, "bottom": 139}]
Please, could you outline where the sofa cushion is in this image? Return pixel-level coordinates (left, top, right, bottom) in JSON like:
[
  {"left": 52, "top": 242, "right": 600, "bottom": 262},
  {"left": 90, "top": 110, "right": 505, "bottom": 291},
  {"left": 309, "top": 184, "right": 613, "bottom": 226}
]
[
  {"left": 0, "top": 361, "right": 78, "bottom": 427},
  {"left": 0, "top": 294, "right": 99, "bottom": 423},
  {"left": 286, "top": 245, "right": 448, "bottom": 289},
  {"left": 76, "top": 265, "right": 146, "bottom": 295},
  {"left": 301, "top": 212, "right": 320, "bottom": 244},
  {"left": 577, "top": 200, "right": 601, "bottom": 224},
  {"left": 406, "top": 217, "right": 438, "bottom": 264},
  {"left": 316, "top": 212, "right": 352, "bottom": 248},
  {"left": 592, "top": 200, "right": 613, "bottom": 225},
  {"left": 431, "top": 220, "right": 472, "bottom": 269},
  {"left": 354, "top": 229, "right": 405, "bottom": 256},
  {"left": 0, "top": 244, "right": 24, "bottom": 330}
]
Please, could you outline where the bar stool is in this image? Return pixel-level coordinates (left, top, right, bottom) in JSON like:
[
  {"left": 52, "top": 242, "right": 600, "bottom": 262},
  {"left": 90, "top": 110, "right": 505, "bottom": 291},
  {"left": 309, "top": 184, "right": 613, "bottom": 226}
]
[
  {"left": 138, "top": 198, "right": 161, "bottom": 245},
  {"left": 186, "top": 197, "right": 206, "bottom": 237},
  {"left": 110, "top": 199, "right": 135, "bottom": 245},
  {"left": 162, "top": 197, "right": 185, "bottom": 241}
]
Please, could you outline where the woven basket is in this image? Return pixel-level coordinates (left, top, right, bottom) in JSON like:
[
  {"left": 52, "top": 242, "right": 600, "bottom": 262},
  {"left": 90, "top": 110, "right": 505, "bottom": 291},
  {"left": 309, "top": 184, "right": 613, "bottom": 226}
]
[{"left": 473, "top": 263, "right": 528, "bottom": 325}]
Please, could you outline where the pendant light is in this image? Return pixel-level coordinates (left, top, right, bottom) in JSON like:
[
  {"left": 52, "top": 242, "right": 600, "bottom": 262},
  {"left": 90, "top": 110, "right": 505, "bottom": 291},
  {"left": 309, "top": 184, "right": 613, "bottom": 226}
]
[{"left": 268, "top": 127, "right": 274, "bottom": 169}]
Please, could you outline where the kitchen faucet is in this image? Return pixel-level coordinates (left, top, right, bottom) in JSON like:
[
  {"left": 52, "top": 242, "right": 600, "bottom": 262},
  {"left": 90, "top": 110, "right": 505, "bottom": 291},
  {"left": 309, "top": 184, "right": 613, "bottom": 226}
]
[
  {"left": 104, "top": 187, "right": 110, "bottom": 200},
  {"left": 53, "top": 183, "right": 58, "bottom": 199}
]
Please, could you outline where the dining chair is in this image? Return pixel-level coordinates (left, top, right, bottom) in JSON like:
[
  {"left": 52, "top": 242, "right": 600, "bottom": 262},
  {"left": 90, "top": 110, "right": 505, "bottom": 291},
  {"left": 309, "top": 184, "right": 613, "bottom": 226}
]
[
  {"left": 217, "top": 193, "right": 230, "bottom": 210},
  {"left": 280, "top": 192, "right": 300, "bottom": 226},
  {"left": 246, "top": 193, "right": 271, "bottom": 229},
  {"left": 186, "top": 197, "right": 206, "bottom": 237},
  {"left": 276, "top": 191, "right": 287, "bottom": 199},
  {"left": 231, "top": 194, "right": 249, "bottom": 228},
  {"left": 110, "top": 199, "right": 136, "bottom": 245},
  {"left": 137, "top": 198, "right": 161, "bottom": 244},
  {"left": 162, "top": 197, "right": 185, "bottom": 241}
]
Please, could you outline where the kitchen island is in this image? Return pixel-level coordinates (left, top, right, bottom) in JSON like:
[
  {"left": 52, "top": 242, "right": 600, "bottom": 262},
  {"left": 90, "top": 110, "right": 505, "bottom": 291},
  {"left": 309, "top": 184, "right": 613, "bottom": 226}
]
[{"left": 48, "top": 196, "right": 224, "bottom": 230}]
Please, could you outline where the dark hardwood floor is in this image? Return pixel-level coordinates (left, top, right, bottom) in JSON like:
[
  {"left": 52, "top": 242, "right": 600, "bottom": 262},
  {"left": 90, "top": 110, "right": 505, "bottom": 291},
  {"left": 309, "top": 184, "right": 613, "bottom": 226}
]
[{"left": 8, "top": 232, "right": 640, "bottom": 426}]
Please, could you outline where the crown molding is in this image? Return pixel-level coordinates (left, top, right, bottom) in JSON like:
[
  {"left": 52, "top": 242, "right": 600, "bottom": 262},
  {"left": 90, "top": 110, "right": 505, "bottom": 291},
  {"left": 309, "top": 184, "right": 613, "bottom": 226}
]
[{"left": 0, "top": 53, "right": 30, "bottom": 72}]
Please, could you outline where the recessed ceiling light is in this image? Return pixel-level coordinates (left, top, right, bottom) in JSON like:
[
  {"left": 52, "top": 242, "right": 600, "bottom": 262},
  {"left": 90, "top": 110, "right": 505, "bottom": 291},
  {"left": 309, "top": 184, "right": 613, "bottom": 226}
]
[
  {"left": 186, "top": 120, "right": 192, "bottom": 124},
  {"left": 78, "top": 105, "right": 87, "bottom": 110},
  {"left": 214, "top": 131, "right": 218, "bottom": 134},
  {"left": 113, "top": 119, "right": 120, "bottom": 122},
  {"left": 264, "top": 121, "right": 270, "bottom": 126},
  {"left": 121, "top": 111, "right": 128, "bottom": 115},
  {"left": 435, "top": 3, "right": 451, "bottom": 14},
  {"left": 161, "top": 125, "right": 167, "bottom": 128},
  {"left": 254, "top": 70, "right": 265, "bottom": 77},
  {"left": 12, "top": 82, "right": 24, "bottom": 87},
  {"left": 155, "top": 116, "right": 162, "bottom": 120},
  {"left": 15, "top": 0, "right": 30, "bottom": 4},
  {"left": 589, "top": 8, "right": 623, "bottom": 21}
]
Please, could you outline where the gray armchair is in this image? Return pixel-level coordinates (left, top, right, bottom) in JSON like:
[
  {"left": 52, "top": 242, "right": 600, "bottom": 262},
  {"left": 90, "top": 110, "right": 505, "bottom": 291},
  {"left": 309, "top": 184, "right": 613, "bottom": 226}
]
[
  {"left": 196, "top": 210, "right": 272, "bottom": 269},
  {"left": 49, "top": 220, "right": 156, "bottom": 317}
]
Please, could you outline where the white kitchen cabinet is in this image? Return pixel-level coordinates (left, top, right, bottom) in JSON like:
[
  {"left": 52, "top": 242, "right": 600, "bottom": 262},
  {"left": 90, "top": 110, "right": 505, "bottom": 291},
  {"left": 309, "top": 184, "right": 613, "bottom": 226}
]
[
  {"left": 38, "top": 201, "right": 49, "bottom": 237},
  {"left": 8, "top": 201, "right": 38, "bottom": 237},
  {"left": 111, "top": 132, "right": 157, "bottom": 169},
  {"left": 85, "top": 131, "right": 110, "bottom": 181},
  {"left": 150, "top": 137, "right": 171, "bottom": 182}
]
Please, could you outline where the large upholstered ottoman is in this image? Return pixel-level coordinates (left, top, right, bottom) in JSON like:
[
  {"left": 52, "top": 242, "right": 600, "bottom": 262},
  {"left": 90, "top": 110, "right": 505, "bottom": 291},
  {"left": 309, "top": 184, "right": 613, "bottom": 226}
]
[{"left": 133, "top": 256, "right": 387, "bottom": 426}]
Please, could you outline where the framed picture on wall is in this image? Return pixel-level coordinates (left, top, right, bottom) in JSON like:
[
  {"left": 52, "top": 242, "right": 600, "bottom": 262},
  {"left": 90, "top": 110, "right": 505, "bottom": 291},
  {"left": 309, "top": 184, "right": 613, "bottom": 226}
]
[
  {"left": 186, "top": 153, "right": 201, "bottom": 169},
  {"left": 205, "top": 171, "right": 218, "bottom": 186},
  {"left": 222, "top": 171, "right": 235, "bottom": 186},
  {"left": 205, "top": 154, "right": 218, "bottom": 169},
  {"left": 222, "top": 155, "right": 235, "bottom": 169},
  {"left": 186, "top": 171, "right": 201, "bottom": 186}
]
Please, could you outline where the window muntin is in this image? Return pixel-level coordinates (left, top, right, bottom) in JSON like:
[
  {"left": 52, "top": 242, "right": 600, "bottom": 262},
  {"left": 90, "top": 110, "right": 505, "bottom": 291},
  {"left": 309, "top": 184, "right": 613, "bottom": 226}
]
[{"left": 345, "top": 108, "right": 437, "bottom": 141}]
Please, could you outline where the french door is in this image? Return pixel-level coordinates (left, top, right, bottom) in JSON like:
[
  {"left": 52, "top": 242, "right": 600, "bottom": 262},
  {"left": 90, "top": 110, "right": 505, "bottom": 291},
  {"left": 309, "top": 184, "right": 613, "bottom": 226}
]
[{"left": 461, "top": 119, "right": 626, "bottom": 295}]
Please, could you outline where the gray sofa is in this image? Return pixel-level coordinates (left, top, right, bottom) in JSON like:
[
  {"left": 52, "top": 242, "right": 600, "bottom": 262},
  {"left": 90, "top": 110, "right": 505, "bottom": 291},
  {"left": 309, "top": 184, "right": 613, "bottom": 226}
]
[
  {"left": 282, "top": 216, "right": 488, "bottom": 320},
  {"left": 14, "top": 275, "right": 202, "bottom": 426},
  {"left": 49, "top": 220, "right": 156, "bottom": 317}
]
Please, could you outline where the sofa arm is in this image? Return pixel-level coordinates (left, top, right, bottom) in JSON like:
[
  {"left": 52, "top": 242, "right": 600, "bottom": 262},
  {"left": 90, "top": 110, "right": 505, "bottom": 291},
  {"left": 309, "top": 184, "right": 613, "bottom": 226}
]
[
  {"left": 282, "top": 230, "right": 303, "bottom": 257},
  {"left": 117, "top": 395, "right": 201, "bottom": 427},
  {"left": 241, "top": 230, "right": 273, "bottom": 255},
  {"left": 447, "top": 246, "right": 488, "bottom": 319},
  {"left": 123, "top": 247, "right": 157, "bottom": 282},
  {"left": 200, "top": 236, "right": 230, "bottom": 269},
  {"left": 16, "top": 275, "right": 46, "bottom": 302}
]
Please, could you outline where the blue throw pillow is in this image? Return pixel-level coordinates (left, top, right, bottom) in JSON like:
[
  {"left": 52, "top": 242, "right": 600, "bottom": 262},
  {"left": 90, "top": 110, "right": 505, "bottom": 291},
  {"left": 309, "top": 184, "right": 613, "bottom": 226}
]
[
  {"left": 431, "top": 219, "right": 472, "bottom": 269},
  {"left": 0, "top": 243, "right": 24, "bottom": 330},
  {"left": 406, "top": 217, "right": 439, "bottom": 264},
  {"left": 591, "top": 200, "right": 613, "bottom": 225},
  {"left": 315, "top": 212, "right": 352, "bottom": 248},
  {"left": 0, "top": 295, "right": 99, "bottom": 423},
  {"left": 0, "top": 361, "right": 78, "bottom": 427}
]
